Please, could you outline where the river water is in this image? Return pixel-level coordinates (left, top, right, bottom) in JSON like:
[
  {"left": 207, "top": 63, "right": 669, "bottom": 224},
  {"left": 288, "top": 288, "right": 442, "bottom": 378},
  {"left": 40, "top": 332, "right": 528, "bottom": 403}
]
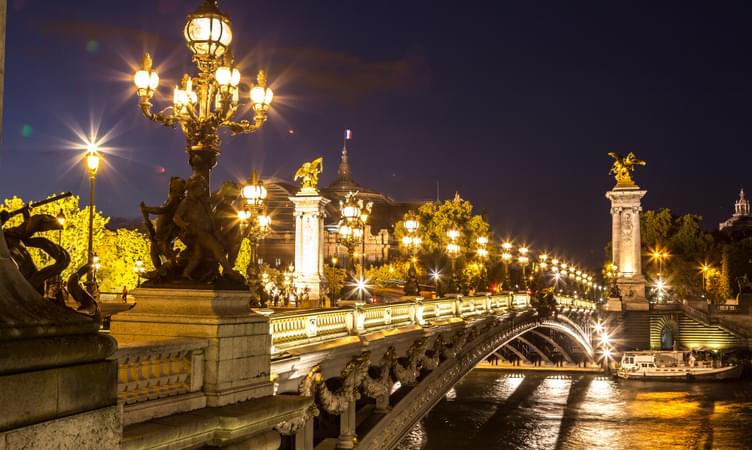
[{"left": 396, "top": 369, "right": 752, "bottom": 449}]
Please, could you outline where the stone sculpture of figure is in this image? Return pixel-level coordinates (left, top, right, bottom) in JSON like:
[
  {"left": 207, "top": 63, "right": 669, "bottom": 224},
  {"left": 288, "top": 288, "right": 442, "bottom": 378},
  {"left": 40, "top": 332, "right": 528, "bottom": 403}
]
[
  {"left": 2, "top": 207, "right": 69, "bottom": 295},
  {"left": 140, "top": 176, "right": 186, "bottom": 269},
  {"left": 608, "top": 151, "right": 646, "bottom": 187},
  {"left": 294, "top": 157, "right": 323, "bottom": 191},
  {"left": 173, "top": 175, "right": 243, "bottom": 282},
  {"left": 213, "top": 181, "right": 243, "bottom": 266}
]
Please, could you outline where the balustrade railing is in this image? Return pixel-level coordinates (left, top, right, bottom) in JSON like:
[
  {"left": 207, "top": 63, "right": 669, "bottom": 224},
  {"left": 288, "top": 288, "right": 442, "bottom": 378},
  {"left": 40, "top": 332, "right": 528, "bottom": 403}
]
[
  {"left": 269, "top": 294, "right": 594, "bottom": 352},
  {"left": 114, "top": 338, "right": 208, "bottom": 425}
]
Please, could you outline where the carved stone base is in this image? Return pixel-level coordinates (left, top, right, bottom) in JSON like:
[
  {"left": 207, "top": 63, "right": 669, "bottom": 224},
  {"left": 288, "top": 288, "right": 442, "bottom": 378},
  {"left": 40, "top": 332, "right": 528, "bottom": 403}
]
[
  {"left": 110, "top": 288, "right": 273, "bottom": 407},
  {"left": 616, "top": 276, "right": 646, "bottom": 303}
]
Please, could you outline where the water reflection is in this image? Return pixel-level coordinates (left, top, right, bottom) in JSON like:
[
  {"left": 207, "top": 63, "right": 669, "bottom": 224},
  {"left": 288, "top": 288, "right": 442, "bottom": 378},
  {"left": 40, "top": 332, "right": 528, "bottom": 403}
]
[{"left": 397, "top": 370, "right": 752, "bottom": 450}]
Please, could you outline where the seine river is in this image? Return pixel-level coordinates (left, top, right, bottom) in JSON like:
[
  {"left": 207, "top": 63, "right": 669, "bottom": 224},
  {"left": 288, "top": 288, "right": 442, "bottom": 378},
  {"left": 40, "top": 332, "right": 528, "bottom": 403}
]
[{"left": 396, "top": 369, "right": 752, "bottom": 450}]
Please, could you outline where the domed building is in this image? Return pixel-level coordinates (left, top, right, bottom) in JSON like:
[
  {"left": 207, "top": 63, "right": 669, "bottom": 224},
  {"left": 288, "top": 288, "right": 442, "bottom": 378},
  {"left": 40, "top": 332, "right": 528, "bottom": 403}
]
[
  {"left": 256, "top": 147, "right": 419, "bottom": 270},
  {"left": 719, "top": 188, "right": 752, "bottom": 240}
]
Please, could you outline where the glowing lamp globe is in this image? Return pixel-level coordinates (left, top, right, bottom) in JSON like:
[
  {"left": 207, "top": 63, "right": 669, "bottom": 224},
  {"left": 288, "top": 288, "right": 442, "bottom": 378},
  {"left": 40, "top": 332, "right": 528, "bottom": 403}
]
[
  {"left": 134, "top": 69, "right": 159, "bottom": 96},
  {"left": 85, "top": 150, "right": 101, "bottom": 176},
  {"left": 215, "top": 66, "right": 232, "bottom": 86},
  {"left": 404, "top": 216, "right": 419, "bottom": 233},
  {"left": 184, "top": 0, "right": 232, "bottom": 59},
  {"left": 257, "top": 214, "right": 271, "bottom": 231}
]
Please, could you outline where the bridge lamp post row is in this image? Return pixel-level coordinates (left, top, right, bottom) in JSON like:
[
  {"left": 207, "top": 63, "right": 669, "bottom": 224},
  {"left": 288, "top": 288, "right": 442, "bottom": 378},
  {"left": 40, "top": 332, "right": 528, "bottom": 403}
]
[
  {"left": 240, "top": 170, "right": 271, "bottom": 307},
  {"left": 401, "top": 212, "right": 422, "bottom": 296}
]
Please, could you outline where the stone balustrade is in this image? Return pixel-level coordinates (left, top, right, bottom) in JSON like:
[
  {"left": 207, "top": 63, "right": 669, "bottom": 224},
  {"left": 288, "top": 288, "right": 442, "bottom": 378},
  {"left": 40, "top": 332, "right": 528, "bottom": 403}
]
[
  {"left": 114, "top": 338, "right": 209, "bottom": 425},
  {"left": 269, "top": 294, "right": 595, "bottom": 352}
]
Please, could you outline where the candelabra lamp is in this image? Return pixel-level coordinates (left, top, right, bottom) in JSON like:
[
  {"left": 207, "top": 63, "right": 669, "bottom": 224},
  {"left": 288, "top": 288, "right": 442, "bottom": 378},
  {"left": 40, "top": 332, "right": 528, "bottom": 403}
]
[
  {"left": 401, "top": 212, "right": 422, "bottom": 296},
  {"left": 133, "top": 0, "right": 274, "bottom": 286},
  {"left": 240, "top": 169, "right": 271, "bottom": 307}
]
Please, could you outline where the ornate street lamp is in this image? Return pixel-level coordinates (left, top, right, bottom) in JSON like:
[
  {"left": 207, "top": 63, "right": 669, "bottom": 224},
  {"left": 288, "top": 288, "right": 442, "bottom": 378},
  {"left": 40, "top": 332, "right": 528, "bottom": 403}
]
[
  {"left": 475, "top": 236, "right": 489, "bottom": 292},
  {"left": 132, "top": 0, "right": 274, "bottom": 285},
  {"left": 401, "top": 211, "right": 422, "bottom": 296},
  {"left": 337, "top": 191, "right": 373, "bottom": 302},
  {"left": 446, "top": 228, "right": 461, "bottom": 294},
  {"left": 518, "top": 246, "right": 530, "bottom": 290},
  {"left": 241, "top": 169, "right": 271, "bottom": 307},
  {"left": 133, "top": 1, "right": 273, "bottom": 184},
  {"left": 501, "top": 241, "right": 513, "bottom": 291},
  {"left": 84, "top": 144, "right": 101, "bottom": 296},
  {"left": 133, "top": 260, "right": 146, "bottom": 287}
]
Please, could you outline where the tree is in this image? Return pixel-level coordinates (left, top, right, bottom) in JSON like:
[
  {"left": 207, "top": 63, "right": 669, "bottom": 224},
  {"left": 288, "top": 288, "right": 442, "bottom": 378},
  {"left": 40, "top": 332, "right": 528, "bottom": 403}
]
[
  {"left": 394, "top": 194, "right": 491, "bottom": 294},
  {"left": 324, "top": 265, "right": 347, "bottom": 302},
  {"left": 636, "top": 209, "right": 717, "bottom": 299}
]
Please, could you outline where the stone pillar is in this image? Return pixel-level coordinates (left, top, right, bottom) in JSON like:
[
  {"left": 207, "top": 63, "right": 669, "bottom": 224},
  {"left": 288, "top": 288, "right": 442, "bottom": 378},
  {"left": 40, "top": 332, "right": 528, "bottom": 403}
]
[
  {"left": 295, "top": 418, "right": 314, "bottom": 450},
  {"left": 290, "top": 192, "right": 330, "bottom": 304},
  {"left": 110, "top": 288, "right": 273, "bottom": 406},
  {"left": 606, "top": 187, "right": 647, "bottom": 307},
  {"left": 336, "top": 399, "right": 357, "bottom": 449}
]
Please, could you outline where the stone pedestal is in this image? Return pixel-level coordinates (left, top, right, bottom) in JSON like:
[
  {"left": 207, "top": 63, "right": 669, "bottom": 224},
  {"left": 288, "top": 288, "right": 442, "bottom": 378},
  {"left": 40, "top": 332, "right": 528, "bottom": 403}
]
[
  {"left": 110, "top": 288, "right": 273, "bottom": 407},
  {"left": 606, "top": 186, "right": 647, "bottom": 303},
  {"left": 0, "top": 228, "right": 120, "bottom": 445},
  {"left": 290, "top": 193, "right": 330, "bottom": 302}
]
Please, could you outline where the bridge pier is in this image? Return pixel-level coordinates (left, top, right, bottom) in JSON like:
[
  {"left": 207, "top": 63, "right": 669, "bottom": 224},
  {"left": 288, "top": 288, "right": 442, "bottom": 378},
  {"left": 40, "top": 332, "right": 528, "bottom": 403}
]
[
  {"left": 295, "top": 418, "right": 314, "bottom": 450},
  {"left": 336, "top": 399, "right": 357, "bottom": 449}
]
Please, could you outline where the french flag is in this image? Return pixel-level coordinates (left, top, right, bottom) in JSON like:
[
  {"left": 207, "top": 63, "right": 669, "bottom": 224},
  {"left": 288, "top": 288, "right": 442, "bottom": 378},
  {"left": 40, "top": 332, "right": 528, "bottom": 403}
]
[{"left": 345, "top": 129, "right": 352, "bottom": 140}]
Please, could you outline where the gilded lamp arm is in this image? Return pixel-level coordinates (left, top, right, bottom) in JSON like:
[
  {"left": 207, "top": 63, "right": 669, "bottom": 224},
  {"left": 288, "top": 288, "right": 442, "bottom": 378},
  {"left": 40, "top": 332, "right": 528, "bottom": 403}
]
[
  {"left": 139, "top": 99, "right": 179, "bottom": 128},
  {"left": 226, "top": 116, "right": 265, "bottom": 135}
]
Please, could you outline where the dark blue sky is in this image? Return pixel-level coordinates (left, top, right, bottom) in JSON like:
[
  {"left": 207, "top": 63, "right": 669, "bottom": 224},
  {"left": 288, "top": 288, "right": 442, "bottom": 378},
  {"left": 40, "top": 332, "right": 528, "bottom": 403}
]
[{"left": 1, "top": 0, "right": 751, "bottom": 267}]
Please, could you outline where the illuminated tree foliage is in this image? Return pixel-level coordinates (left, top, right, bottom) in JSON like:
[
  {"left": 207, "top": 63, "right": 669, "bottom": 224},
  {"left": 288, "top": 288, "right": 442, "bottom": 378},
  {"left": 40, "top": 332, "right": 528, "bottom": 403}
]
[
  {"left": 393, "top": 194, "right": 491, "bottom": 294},
  {"left": 1, "top": 194, "right": 153, "bottom": 292}
]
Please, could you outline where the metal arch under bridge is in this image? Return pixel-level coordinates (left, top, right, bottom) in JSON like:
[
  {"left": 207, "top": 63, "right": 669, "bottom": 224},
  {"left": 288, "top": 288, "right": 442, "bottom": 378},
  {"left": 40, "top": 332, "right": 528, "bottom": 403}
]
[{"left": 268, "top": 293, "right": 596, "bottom": 450}]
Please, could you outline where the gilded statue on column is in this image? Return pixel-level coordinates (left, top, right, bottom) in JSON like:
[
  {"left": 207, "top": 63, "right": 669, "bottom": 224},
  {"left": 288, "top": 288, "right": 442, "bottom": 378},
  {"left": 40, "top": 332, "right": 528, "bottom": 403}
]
[
  {"left": 608, "top": 152, "right": 646, "bottom": 188},
  {"left": 294, "top": 157, "right": 324, "bottom": 193}
]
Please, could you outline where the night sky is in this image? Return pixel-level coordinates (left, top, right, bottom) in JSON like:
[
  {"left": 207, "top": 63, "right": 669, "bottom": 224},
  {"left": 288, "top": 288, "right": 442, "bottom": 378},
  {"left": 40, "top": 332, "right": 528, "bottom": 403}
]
[{"left": 1, "top": 0, "right": 751, "bottom": 268}]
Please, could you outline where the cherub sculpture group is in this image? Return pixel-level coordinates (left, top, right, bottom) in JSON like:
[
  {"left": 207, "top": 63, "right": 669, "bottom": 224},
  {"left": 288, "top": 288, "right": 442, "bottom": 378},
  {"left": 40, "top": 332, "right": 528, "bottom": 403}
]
[{"left": 140, "top": 174, "right": 245, "bottom": 287}]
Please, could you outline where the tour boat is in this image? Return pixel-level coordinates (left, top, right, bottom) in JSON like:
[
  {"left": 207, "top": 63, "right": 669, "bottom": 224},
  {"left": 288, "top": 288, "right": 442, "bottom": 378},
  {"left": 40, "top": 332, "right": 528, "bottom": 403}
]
[{"left": 615, "top": 351, "right": 742, "bottom": 381}]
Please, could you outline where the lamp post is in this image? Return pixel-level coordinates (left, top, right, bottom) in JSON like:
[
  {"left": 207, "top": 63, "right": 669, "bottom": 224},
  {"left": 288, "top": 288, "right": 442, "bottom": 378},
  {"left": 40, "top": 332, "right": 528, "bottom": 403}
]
[
  {"left": 240, "top": 169, "right": 271, "bottom": 307},
  {"left": 401, "top": 212, "right": 422, "bottom": 296},
  {"left": 537, "top": 253, "right": 549, "bottom": 287},
  {"left": 133, "top": 260, "right": 145, "bottom": 287},
  {"left": 132, "top": 0, "right": 274, "bottom": 283},
  {"left": 337, "top": 192, "right": 372, "bottom": 302},
  {"left": 446, "top": 228, "right": 461, "bottom": 294},
  {"left": 475, "top": 236, "right": 489, "bottom": 292},
  {"left": 518, "top": 246, "right": 530, "bottom": 290},
  {"left": 650, "top": 246, "right": 670, "bottom": 277},
  {"left": 84, "top": 144, "right": 101, "bottom": 296},
  {"left": 501, "top": 241, "right": 513, "bottom": 291},
  {"left": 700, "top": 263, "right": 711, "bottom": 295}
]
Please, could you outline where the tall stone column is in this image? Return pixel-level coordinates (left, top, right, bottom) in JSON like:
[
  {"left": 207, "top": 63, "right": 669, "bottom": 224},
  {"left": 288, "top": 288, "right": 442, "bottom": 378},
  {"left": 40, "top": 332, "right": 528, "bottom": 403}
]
[
  {"left": 290, "top": 191, "right": 330, "bottom": 304},
  {"left": 605, "top": 187, "right": 647, "bottom": 307}
]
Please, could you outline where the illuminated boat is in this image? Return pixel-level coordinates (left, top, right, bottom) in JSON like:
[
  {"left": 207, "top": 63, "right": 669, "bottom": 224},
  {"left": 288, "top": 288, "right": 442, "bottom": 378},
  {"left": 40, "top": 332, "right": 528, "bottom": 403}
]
[{"left": 616, "top": 351, "right": 742, "bottom": 381}]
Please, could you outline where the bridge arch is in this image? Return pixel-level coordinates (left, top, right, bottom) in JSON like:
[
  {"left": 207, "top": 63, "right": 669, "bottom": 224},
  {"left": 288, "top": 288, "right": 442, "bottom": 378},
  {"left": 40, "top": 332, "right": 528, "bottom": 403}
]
[{"left": 358, "top": 311, "right": 594, "bottom": 449}]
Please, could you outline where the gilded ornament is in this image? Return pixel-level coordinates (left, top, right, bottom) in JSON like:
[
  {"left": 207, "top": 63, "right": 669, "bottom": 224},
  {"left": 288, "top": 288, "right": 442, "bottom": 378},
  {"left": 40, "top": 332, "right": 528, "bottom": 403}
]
[{"left": 608, "top": 151, "right": 646, "bottom": 187}]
